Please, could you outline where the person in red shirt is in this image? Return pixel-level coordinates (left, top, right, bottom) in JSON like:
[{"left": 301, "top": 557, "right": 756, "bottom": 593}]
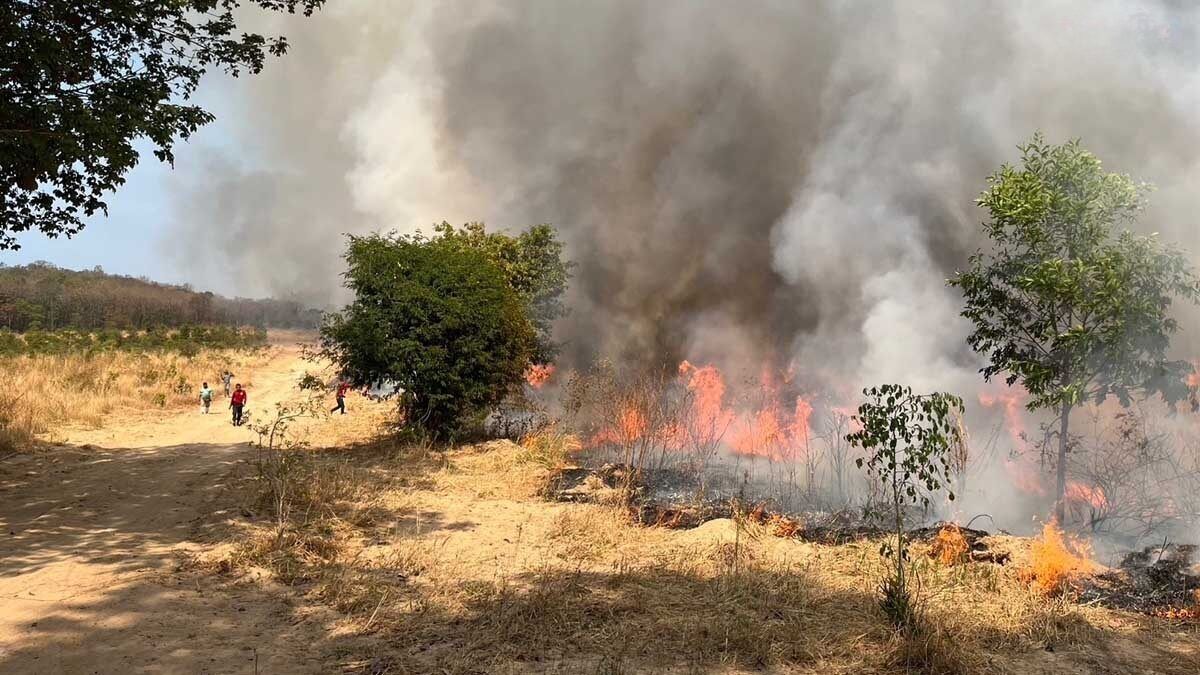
[
  {"left": 331, "top": 380, "right": 350, "bottom": 415},
  {"left": 229, "top": 383, "right": 248, "bottom": 426}
]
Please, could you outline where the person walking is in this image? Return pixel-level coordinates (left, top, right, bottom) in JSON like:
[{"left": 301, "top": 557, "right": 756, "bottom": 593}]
[
  {"left": 331, "top": 380, "right": 350, "bottom": 415},
  {"left": 230, "top": 383, "right": 247, "bottom": 426},
  {"left": 221, "top": 370, "right": 234, "bottom": 397},
  {"left": 199, "top": 382, "right": 214, "bottom": 414}
]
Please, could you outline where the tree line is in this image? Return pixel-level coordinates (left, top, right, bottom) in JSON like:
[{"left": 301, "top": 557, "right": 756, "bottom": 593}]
[
  {"left": 0, "top": 325, "right": 267, "bottom": 357},
  {"left": 0, "top": 262, "right": 322, "bottom": 331}
]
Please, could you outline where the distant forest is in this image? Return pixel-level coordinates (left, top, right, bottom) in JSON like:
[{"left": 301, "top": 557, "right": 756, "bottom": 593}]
[{"left": 0, "top": 263, "right": 323, "bottom": 331}]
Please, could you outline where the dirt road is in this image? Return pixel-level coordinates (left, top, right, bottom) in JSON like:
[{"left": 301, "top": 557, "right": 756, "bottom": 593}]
[{"left": 0, "top": 343, "right": 334, "bottom": 674}]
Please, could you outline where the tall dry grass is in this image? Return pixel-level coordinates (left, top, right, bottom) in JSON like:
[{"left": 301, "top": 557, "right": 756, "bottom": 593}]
[
  {"left": 201, "top": 437, "right": 1198, "bottom": 674},
  {"left": 0, "top": 347, "right": 270, "bottom": 450}
]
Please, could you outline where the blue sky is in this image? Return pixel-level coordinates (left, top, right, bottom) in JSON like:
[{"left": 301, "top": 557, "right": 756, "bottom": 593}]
[
  {"left": 3, "top": 142, "right": 179, "bottom": 282},
  {"left": 2, "top": 82, "right": 242, "bottom": 294}
]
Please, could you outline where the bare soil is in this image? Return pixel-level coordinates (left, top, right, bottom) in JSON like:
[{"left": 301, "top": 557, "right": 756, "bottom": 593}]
[{"left": 0, "top": 342, "right": 335, "bottom": 673}]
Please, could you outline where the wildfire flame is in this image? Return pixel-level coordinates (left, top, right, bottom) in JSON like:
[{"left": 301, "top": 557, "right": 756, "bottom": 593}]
[
  {"left": 930, "top": 524, "right": 970, "bottom": 566},
  {"left": 1020, "top": 521, "right": 1101, "bottom": 596},
  {"left": 678, "top": 360, "right": 735, "bottom": 439},
  {"left": 1065, "top": 481, "right": 1108, "bottom": 512},
  {"left": 588, "top": 360, "right": 819, "bottom": 463},
  {"left": 525, "top": 364, "right": 556, "bottom": 389},
  {"left": 684, "top": 362, "right": 815, "bottom": 461},
  {"left": 978, "top": 386, "right": 1027, "bottom": 448},
  {"left": 590, "top": 406, "right": 649, "bottom": 447}
]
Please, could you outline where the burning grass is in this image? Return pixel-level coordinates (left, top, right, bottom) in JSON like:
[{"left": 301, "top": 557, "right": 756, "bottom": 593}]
[
  {"left": 1020, "top": 521, "right": 1103, "bottom": 597},
  {"left": 930, "top": 523, "right": 971, "bottom": 566}
]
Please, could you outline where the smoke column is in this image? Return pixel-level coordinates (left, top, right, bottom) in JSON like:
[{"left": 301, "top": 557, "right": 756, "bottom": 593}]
[{"left": 169, "top": 0, "right": 1200, "bottom": 393}]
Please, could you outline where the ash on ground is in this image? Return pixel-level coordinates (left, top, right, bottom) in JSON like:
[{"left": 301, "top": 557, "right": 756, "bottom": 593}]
[
  {"left": 544, "top": 463, "right": 1200, "bottom": 619},
  {"left": 1080, "top": 543, "right": 1200, "bottom": 616},
  {"left": 542, "top": 463, "right": 1005, "bottom": 553}
]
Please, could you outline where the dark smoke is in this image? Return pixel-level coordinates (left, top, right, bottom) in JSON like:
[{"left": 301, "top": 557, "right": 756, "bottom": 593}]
[{"left": 169, "top": 0, "right": 1200, "bottom": 389}]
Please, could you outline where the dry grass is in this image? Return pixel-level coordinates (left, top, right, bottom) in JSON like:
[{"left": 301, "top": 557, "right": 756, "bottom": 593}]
[
  {"left": 518, "top": 424, "right": 581, "bottom": 468},
  {"left": 0, "top": 347, "right": 270, "bottom": 450},
  {"left": 204, "top": 435, "right": 1200, "bottom": 675}
]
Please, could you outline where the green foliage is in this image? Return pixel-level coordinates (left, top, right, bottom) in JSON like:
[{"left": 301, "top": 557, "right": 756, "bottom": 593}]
[
  {"left": 0, "top": 326, "right": 266, "bottom": 357},
  {"left": 950, "top": 134, "right": 1200, "bottom": 412},
  {"left": 320, "top": 232, "right": 538, "bottom": 438},
  {"left": 1, "top": 1, "right": 325, "bottom": 249},
  {"left": 847, "top": 384, "right": 963, "bottom": 628},
  {"left": 297, "top": 372, "right": 325, "bottom": 391},
  {"left": 848, "top": 385, "right": 963, "bottom": 522},
  {"left": 432, "top": 222, "right": 573, "bottom": 363},
  {"left": 948, "top": 134, "right": 1200, "bottom": 520}
]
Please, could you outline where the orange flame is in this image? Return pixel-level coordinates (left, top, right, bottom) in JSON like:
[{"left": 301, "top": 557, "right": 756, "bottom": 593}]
[
  {"left": 1065, "top": 481, "right": 1108, "bottom": 512},
  {"left": 1020, "top": 521, "right": 1101, "bottom": 596},
  {"left": 588, "top": 360, "right": 823, "bottom": 463},
  {"left": 930, "top": 524, "right": 970, "bottom": 566},
  {"left": 525, "top": 364, "right": 556, "bottom": 389},
  {"left": 978, "top": 386, "right": 1027, "bottom": 448},
  {"left": 590, "top": 406, "right": 649, "bottom": 447},
  {"left": 678, "top": 360, "right": 735, "bottom": 439}
]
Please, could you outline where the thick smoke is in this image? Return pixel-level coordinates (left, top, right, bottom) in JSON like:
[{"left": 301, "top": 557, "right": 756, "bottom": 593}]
[
  {"left": 165, "top": 0, "right": 1200, "bottom": 534},
  {"left": 170, "top": 0, "right": 1199, "bottom": 385}
]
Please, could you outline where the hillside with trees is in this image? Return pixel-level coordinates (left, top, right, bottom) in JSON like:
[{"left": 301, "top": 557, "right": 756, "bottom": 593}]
[{"left": 0, "top": 262, "right": 322, "bottom": 331}]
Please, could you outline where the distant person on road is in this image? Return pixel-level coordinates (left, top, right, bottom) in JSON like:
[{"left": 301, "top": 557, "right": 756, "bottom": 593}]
[
  {"left": 230, "top": 383, "right": 247, "bottom": 426},
  {"left": 221, "top": 370, "right": 234, "bottom": 397},
  {"left": 331, "top": 380, "right": 350, "bottom": 415},
  {"left": 199, "top": 382, "right": 213, "bottom": 414}
]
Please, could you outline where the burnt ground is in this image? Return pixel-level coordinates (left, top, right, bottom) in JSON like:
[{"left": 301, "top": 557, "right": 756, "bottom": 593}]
[
  {"left": 1081, "top": 544, "right": 1200, "bottom": 617},
  {"left": 545, "top": 463, "right": 1200, "bottom": 619}
]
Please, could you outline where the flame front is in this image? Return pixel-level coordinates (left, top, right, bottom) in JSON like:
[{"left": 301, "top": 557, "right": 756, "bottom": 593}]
[
  {"left": 1020, "top": 521, "right": 1102, "bottom": 596},
  {"left": 525, "top": 364, "right": 556, "bottom": 389},
  {"left": 589, "top": 360, "right": 819, "bottom": 462}
]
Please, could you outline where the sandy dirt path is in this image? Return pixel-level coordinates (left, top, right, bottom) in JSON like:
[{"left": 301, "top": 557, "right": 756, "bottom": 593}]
[{"left": 0, "top": 342, "right": 335, "bottom": 674}]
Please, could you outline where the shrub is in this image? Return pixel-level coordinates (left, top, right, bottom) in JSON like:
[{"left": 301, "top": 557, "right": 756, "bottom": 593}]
[
  {"left": 320, "top": 232, "right": 539, "bottom": 438},
  {"left": 847, "top": 384, "right": 964, "bottom": 628}
]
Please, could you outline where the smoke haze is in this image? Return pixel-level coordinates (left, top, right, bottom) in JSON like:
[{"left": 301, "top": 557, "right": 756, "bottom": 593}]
[{"left": 170, "top": 0, "right": 1200, "bottom": 394}]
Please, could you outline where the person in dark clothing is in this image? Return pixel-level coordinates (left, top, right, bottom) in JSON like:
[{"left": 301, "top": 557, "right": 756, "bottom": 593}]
[
  {"left": 331, "top": 381, "right": 350, "bottom": 415},
  {"left": 230, "top": 383, "right": 247, "bottom": 426}
]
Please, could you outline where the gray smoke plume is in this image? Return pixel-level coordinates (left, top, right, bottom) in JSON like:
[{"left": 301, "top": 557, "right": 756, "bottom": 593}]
[
  {"left": 164, "top": 0, "right": 1200, "bottom": 534},
  {"left": 169, "top": 0, "right": 1199, "bottom": 384}
]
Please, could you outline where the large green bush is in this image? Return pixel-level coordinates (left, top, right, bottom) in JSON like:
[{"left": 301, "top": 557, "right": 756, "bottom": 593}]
[
  {"left": 431, "top": 222, "right": 572, "bottom": 364},
  {"left": 320, "top": 231, "right": 542, "bottom": 438}
]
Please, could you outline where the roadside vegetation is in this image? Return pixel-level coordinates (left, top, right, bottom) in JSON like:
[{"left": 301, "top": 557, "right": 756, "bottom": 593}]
[
  {"left": 0, "top": 334, "right": 270, "bottom": 453},
  {"left": 202, "top": 414, "right": 1194, "bottom": 675},
  {"left": 0, "top": 325, "right": 266, "bottom": 356}
]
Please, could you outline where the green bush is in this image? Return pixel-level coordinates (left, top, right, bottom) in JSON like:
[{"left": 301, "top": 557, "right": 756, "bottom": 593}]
[{"left": 320, "top": 231, "right": 541, "bottom": 438}]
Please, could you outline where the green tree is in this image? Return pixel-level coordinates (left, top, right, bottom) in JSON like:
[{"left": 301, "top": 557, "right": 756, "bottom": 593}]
[
  {"left": 847, "top": 385, "right": 962, "bottom": 627},
  {"left": 950, "top": 134, "right": 1200, "bottom": 522},
  {"left": 432, "top": 222, "right": 572, "bottom": 364},
  {"left": 1, "top": 1, "right": 325, "bottom": 249},
  {"left": 319, "top": 232, "right": 538, "bottom": 438}
]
